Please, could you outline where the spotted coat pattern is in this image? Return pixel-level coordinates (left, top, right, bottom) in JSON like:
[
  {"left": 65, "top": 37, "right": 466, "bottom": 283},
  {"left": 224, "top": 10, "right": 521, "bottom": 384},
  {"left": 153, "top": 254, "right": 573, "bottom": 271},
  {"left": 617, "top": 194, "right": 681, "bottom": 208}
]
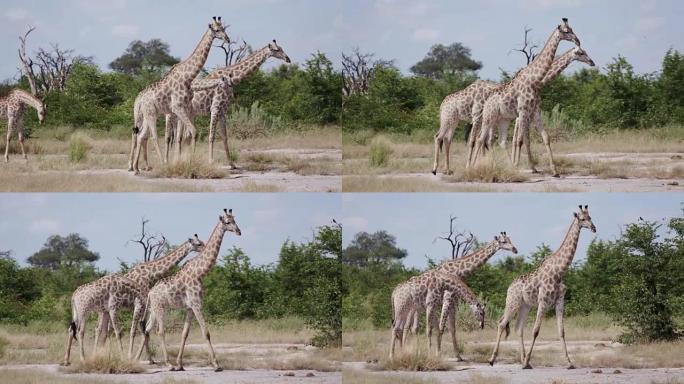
[{"left": 0, "top": 89, "right": 45, "bottom": 162}]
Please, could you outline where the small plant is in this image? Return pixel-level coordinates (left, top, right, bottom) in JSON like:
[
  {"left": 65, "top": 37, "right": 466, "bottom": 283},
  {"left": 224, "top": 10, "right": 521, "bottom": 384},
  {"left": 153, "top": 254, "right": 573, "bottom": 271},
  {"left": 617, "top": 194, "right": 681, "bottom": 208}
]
[
  {"left": 229, "top": 101, "right": 285, "bottom": 139},
  {"left": 369, "top": 137, "right": 393, "bottom": 168},
  {"left": 447, "top": 152, "right": 528, "bottom": 183},
  {"left": 68, "top": 133, "right": 91, "bottom": 163},
  {"left": 152, "top": 156, "right": 226, "bottom": 179}
]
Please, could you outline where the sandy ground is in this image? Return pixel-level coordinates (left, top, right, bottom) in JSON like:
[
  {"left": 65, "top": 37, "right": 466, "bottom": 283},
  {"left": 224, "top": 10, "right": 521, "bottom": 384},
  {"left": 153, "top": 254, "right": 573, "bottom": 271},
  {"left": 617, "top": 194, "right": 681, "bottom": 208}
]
[
  {"left": 0, "top": 364, "right": 341, "bottom": 384},
  {"left": 0, "top": 342, "right": 341, "bottom": 384},
  {"left": 344, "top": 339, "right": 684, "bottom": 384},
  {"left": 0, "top": 148, "right": 341, "bottom": 192},
  {"left": 344, "top": 152, "right": 684, "bottom": 192}
]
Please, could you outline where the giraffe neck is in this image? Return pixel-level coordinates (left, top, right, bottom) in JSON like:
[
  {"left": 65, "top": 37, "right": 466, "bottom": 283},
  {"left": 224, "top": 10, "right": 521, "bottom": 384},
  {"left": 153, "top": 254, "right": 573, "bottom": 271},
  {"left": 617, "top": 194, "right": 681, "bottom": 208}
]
[
  {"left": 209, "top": 46, "right": 271, "bottom": 85},
  {"left": 124, "top": 242, "right": 192, "bottom": 287},
  {"left": 540, "top": 49, "right": 577, "bottom": 87},
  {"left": 12, "top": 89, "right": 43, "bottom": 111},
  {"left": 436, "top": 241, "right": 499, "bottom": 277},
  {"left": 454, "top": 279, "right": 479, "bottom": 306},
  {"left": 521, "top": 28, "right": 562, "bottom": 87},
  {"left": 173, "top": 28, "right": 215, "bottom": 85},
  {"left": 542, "top": 217, "right": 581, "bottom": 275},
  {"left": 183, "top": 223, "right": 227, "bottom": 280}
]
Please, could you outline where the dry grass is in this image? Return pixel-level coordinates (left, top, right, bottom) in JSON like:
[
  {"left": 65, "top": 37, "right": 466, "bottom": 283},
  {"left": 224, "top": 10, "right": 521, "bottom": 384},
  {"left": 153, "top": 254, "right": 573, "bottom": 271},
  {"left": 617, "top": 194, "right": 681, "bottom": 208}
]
[
  {"left": 375, "top": 349, "right": 450, "bottom": 371},
  {"left": 343, "top": 369, "right": 440, "bottom": 384},
  {"left": 235, "top": 180, "right": 283, "bottom": 192},
  {"left": 62, "top": 353, "right": 144, "bottom": 374},
  {"left": 0, "top": 369, "right": 120, "bottom": 384},
  {"left": 151, "top": 156, "right": 226, "bottom": 179},
  {"left": 574, "top": 341, "right": 684, "bottom": 369},
  {"left": 444, "top": 152, "right": 529, "bottom": 183},
  {"left": 342, "top": 176, "right": 494, "bottom": 192}
]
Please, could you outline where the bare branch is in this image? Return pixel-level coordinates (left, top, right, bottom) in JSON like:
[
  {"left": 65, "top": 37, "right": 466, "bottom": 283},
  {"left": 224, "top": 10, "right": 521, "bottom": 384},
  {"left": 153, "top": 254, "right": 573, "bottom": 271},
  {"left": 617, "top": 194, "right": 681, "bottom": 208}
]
[
  {"left": 510, "top": 27, "right": 539, "bottom": 65},
  {"left": 341, "top": 48, "right": 393, "bottom": 98},
  {"left": 18, "top": 25, "right": 39, "bottom": 96},
  {"left": 126, "top": 217, "right": 168, "bottom": 263},
  {"left": 215, "top": 39, "right": 249, "bottom": 67},
  {"left": 433, "top": 215, "right": 476, "bottom": 260}
]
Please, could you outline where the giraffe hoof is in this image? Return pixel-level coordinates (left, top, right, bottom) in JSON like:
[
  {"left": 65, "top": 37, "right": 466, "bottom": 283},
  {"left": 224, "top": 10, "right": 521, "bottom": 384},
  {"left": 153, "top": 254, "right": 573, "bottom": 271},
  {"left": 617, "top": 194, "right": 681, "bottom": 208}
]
[
  {"left": 522, "top": 363, "right": 533, "bottom": 370},
  {"left": 214, "top": 366, "right": 223, "bottom": 372},
  {"left": 567, "top": 364, "right": 576, "bottom": 370},
  {"left": 488, "top": 360, "right": 494, "bottom": 366},
  {"left": 552, "top": 173, "right": 560, "bottom": 178},
  {"left": 431, "top": 170, "right": 436, "bottom": 175},
  {"left": 176, "top": 366, "right": 185, "bottom": 372}
]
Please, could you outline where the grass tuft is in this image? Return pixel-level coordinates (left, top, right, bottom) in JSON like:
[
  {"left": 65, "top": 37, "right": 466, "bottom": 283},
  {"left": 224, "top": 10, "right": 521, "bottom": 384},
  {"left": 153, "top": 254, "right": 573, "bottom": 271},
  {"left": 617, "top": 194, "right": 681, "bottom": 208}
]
[
  {"left": 375, "top": 349, "right": 450, "bottom": 371},
  {"left": 62, "top": 353, "right": 144, "bottom": 374},
  {"left": 369, "top": 137, "right": 393, "bottom": 168},
  {"left": 446, "top": 152, "right": 528, "bottom": 183},
  {"left": 68, "top": 133, "right": 91, "bottom": 163},
  {"left": 152, "top": 156, "right": 226, "bottom": 179}
]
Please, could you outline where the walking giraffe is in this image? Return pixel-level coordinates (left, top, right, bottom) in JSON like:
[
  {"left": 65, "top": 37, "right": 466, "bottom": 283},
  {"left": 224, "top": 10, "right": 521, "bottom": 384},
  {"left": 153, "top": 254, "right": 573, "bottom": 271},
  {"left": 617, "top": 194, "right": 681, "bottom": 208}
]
[
  {"left": 488, "top": 206, "right": 596, "bottom": 369},
  {"left": 470, "top": 18, "right": 581, "bottom": 168},
  {"left": 1, "top": 89, "right": 45, "bottom": 162},
  {"left": 135, "top": 209, "right": 241, "bottom": 372},
  {"left": 128, "top": 16, "right": 229, "bottom": 174},
  {"left": 164, "top": 40, "right": 291, "bottom": 164},
  {"left": 491, "top": 47, "right": 595, "bottom": 176},
  {"left": 390, "top": 232, "right": 518, "bottom": 358},
  {"left": 62, "top": 235, "right": 204, "bottom": 365}
]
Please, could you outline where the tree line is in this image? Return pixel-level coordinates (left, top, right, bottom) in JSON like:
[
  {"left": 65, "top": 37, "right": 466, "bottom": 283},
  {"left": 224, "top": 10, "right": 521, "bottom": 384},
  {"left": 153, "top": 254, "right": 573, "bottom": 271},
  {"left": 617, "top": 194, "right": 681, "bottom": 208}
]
[
  {"left": 0, "top": 224, "right": 342, "bottom": 347},
  {"left": 342, "top": 210, "right": 684, "bottom": 344}
]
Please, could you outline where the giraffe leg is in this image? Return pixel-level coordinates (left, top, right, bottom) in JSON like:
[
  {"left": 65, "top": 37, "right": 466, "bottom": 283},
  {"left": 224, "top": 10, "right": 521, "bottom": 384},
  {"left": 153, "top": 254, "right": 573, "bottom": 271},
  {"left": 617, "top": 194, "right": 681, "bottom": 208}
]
[
  {"left": 17, "top": 125, "right": 27, "bottom": 160},
  {"left": 170, "top": 104, "right": 197, "bottom": 157},
  {"left": 524, "top": 126, "right": 537, "bottom": 173},
  {"left": 513, "top": 111, "right": 532, "bottom": 167},
  {"left": 555, "top": 286, "right": 574, "bottom": 369},
  {"left": 489, "top": 294, "right": 521, "bottom": 366},
  {"left": 128, "top": 301, "right": 144, "bottom": 360},
  {"left": 425, "top": 302, "right": 435, "bottom": 354},
  {"left": 220, "top": 115, "right": 234, "bottom": 168},
  {"left": 132, "top": 120, "right": 148, "bottom": 174},
  {"left": 515, "top": 304, "right": 532, "bottom": 364},
  {"left": 208, "top": 109, "right": 219, "bottom": 163},
  {"left": 128, "top": 129, "right": 137, "bottom": 171},
  {"left": 175, "top": 119, "right": 184, "bottom": 161},
  {"left": 142, "top": 138, "right": 151, "bottom": 171},
  {"left": 62, "top": 319, "right": 78, "bottom": 366},
  {"left": 78, "top": 318, "right": 87, "bottom": 362},
  {"left": 522, "top": 300, "right": 549, "bottom": 369},
  {"left": 173, "top": 309, "right": 194, "bottom": 371},
  {"left": 135, "top": 308, "right": 156, "bottom": 362},
  {"left": 164, "top": 114, "right": 174, "bottom": 164},
  {"left": 191, "top": 306, "right": 221, "bottom": 371},
  {"left": 147, "top": 117, "right": 165, "bottom": 166},
  {"left": 155, "top": 309, "right": 174, "bottom": 368},
  {"left": 4, "top": 117, "right": 15, "bottom": 162},
  {"left": 108, "top": 309, "right": 124, "bottom": 356},
  {"left": 447, "top": 306, "right": 461, "bottom": 361},
  {"left": 93, "top": 312, "right": 108, "bottom": 353},
  {"left": 535, "top": 112, "right": 558, "bottom": 177},
  {"left": 432, "top": 129, "right": 442, "bottom": 175}
]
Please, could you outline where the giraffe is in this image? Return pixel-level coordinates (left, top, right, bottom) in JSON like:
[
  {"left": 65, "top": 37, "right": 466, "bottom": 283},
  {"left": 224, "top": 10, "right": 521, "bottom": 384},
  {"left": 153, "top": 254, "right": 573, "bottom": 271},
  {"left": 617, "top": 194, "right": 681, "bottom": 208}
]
[
  {"left": 0, "top": 89, "right": 46, "bottom": 162},
  {"left": 62, "top": 274, "right": 147, "bottom": 366},
  {"left": 62, "top": 235, "right": 204, "bottom": 366},
  {"left": 165, "top": 40, "right": 291, "bottom": 165},
  {"left": 127, "top": 16, "right": 229, "bottom": 174},
  {"left": 469, "top": 18, "right": 581, "bottom": 168},
  {"left": 488, "top": 205, "right": 596, "bottom": 369},
  {"left": 93, "top": 235, "right": 206, "bottom": 355},
  {"left": 492, "top": 47, "right": 595, "bottom": 176},
  {"left": 135, "top": 209, "right": 241, "bottom": 372},
  {"left": 432, "top": 80, "right": 503, "bottom": 175},
  {"left": 390, "top": 232, "right": 518, "bottom": 358}
]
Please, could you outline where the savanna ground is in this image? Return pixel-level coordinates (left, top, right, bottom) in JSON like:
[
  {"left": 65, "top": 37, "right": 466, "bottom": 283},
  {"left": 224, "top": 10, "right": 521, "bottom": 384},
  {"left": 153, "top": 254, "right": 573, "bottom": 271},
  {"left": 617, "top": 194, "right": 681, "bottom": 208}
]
[
  {"left": 342, "top": 126, "right": 684, "bottom": 192},
  {"left": 0, "top": 317, "right": 341, "bottom": 384},
  {"left": 0, "top": 125, "right": 341, "bottom": 192},
  {"left": 341, "top": 314, "right": 684, "bottom": 384}
]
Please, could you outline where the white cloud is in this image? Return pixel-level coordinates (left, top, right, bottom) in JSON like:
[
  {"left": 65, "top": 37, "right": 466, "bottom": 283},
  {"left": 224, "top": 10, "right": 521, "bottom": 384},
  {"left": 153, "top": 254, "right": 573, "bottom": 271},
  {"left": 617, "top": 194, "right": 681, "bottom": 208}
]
[
  {"left": 343, "top": 216, "right": 369, "bottom": 233},
  {"left": 4, "top": 8, "right": 28, "bottom": 21},
  {"left": 30, "top": 219, "right": 62, "bottom": 233},
  {"left": 412, "top": 28, "right": 440, "bottom": 42},
  {"left": 635, "top": 16, "right": 665, "bottom": 32},
  {"left": 111, "top": 24, "right": 139, "bottom": 38}
]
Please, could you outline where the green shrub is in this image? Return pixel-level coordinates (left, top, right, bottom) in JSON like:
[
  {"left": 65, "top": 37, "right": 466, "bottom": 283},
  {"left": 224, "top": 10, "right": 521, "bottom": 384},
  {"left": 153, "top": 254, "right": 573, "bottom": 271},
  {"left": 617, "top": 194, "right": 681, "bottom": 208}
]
[
  {"left": 369, "top": 137, "right": 392, "bottom": 167},
  {"left": 68, "top": 134, "right": 91, "bottom": 163}
]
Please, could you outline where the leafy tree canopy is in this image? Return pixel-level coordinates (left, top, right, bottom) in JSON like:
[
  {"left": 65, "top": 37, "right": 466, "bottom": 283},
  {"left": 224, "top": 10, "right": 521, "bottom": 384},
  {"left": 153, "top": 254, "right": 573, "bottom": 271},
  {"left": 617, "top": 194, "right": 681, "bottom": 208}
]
[
  {"left": 109, "top": 39, "right": 179, "bottom": 74},
  {"left": 410, "top": 42, "right": 482, "bottom": 79},
  {"left": 27, "top": 234, "right": 100, "bottom": 271},
  {"left": 342, "top": 230, "right": 408, "bottom": 267}
]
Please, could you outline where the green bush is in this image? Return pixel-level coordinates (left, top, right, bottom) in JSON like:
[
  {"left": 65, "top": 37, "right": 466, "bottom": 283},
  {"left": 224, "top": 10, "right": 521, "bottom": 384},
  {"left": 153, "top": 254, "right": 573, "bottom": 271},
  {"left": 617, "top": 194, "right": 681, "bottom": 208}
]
[
  {"left": 369, "top": 137, "right": 392, "bottom": 167},
  {"left": 68, "top": 133, "right": 91, "bottom": 162}
]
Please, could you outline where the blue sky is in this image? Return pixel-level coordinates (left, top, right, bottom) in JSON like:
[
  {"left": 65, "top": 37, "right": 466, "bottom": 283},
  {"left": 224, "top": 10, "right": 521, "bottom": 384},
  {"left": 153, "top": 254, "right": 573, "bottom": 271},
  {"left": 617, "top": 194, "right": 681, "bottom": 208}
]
[
  {"left": 343, "top": 193, "right": 683, "bottom": 269},
  {"left": 1, "top": 0, "right": 682, "bottom": 81},
  {"left": 0, "top": 193, "right": 340, "bottom": 272}
]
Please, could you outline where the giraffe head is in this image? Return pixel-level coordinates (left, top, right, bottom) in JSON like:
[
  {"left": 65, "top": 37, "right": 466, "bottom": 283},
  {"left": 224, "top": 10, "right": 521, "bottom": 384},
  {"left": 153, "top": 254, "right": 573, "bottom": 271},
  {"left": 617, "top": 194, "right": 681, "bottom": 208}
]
[
  {"left": 268, "top": 40, "right": 291, "bottom": 63},
  {"left": 557, "top": 18, "right": 581, "bottom": 47},
  {"left": 495, "top": 232, "right": 518, "bottom": 254},
  {"left": 219, "top": 208, "right": 241, "bottom": 236},
  {"left": 571, "top": 47, "right": 595, "bottom": 67},
  {"left": 208, "top": 16, "right": 230, "bottom": 45},
  {"left": 470, "top": 302, "right": 486, "bottom": 329},
  {"left": 574, "top": 205, "right": 596, "bottom": 233},
  {"left": 188, "top": 234, "right": 206, "bottom": 252}
]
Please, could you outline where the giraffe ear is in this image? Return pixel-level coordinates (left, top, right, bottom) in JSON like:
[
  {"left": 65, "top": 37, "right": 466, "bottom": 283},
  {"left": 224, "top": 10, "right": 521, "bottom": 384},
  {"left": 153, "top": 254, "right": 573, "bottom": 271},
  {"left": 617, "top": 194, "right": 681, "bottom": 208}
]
[
  {"left": 229, "top": 209, "right": 233, "bottom": 214},
  {"left": 584, "top": 205, "right": 588, "bottom": 209},
  {"left": 574, "top": 212, "right": 579, "bottom": 218},
  {"left": 494, "top": 236, "right": 499, "bottom": 241}
]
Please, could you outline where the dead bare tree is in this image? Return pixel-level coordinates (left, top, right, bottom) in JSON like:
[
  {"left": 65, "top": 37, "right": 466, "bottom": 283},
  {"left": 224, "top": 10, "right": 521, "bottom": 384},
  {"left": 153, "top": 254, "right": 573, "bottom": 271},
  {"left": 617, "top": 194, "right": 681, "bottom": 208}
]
[
  {"left": 127, "top": 217, "right": 168, "bottom": 263},
  {"left": 18, "top": 26, "right": 39, "bottom": 95},
  {"left": 511, "top": 27, "right": 538, "bottom": 65},
  {"left": 341, "top": 48, "right": 393, "bottom": 98},
  {"left": 215, "top": 39, "right": 250, "bottom": 67},
  {"left": 16, "top": 25, "right": 92, "bottom": 94},
  {"left": 433, "top": 215, "right": 475, "bottom": 260}
]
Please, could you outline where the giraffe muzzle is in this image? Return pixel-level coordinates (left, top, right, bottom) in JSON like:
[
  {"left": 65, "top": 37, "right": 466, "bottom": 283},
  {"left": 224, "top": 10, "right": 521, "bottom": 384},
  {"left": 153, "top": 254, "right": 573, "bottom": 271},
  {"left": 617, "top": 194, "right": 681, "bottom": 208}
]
[
  {"left": 285, "top": 56, "right": 292, "bottom": 64},
  {"left": 511, "top": 247, "right": 518, "bottom": 254},
  {"left": 590, "top": 225, "right": 596, "bottom": 233}
]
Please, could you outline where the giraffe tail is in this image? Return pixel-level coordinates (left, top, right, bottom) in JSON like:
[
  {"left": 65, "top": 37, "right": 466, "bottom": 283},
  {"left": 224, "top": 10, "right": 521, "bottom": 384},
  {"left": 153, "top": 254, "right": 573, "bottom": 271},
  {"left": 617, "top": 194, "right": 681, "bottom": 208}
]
[{"left": 69, "top": 321, "right": 78, "bottom": 341}]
